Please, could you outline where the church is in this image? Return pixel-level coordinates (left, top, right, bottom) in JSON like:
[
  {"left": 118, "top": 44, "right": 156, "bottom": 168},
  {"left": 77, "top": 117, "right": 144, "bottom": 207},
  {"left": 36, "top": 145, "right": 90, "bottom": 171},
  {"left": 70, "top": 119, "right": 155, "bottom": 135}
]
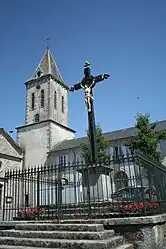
[{"left": 1, "top": 49, "right": 166, "bottom": 219}]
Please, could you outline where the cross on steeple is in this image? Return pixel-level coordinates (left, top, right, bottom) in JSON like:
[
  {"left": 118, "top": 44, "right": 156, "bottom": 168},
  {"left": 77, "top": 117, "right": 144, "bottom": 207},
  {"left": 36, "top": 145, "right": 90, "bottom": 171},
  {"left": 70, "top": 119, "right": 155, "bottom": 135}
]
[{"left": 45, "top": 37, "right": 51, "bottom": 50}]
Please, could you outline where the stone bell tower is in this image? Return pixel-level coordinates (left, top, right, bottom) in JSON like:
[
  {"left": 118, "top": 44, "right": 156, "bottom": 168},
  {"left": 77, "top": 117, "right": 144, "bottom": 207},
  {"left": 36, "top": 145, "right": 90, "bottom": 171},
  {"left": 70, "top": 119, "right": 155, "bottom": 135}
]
[{"left": 16, "top": 48, "right": 75, "bottom": 167}]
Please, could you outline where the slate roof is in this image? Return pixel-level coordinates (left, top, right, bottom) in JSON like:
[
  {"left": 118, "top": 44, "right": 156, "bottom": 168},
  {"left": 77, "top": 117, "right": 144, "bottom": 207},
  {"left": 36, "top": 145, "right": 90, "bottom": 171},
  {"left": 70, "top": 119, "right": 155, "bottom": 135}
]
[
  {"left": 0, "top": 128, "right": 22, "bottom": 155},
  {"left": 50, "top": 120, "right": 166, "bottom": 153},
  {"left": 27, "top": 49, "right": 68, "bottom": 89}
]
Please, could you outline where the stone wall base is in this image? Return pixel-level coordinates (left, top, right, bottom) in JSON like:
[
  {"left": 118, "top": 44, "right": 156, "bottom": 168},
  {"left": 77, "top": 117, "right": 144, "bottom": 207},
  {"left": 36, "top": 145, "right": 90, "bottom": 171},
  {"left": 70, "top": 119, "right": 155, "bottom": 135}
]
[{"left": 104, "top": 214, "right": 166, "bottom": 249}]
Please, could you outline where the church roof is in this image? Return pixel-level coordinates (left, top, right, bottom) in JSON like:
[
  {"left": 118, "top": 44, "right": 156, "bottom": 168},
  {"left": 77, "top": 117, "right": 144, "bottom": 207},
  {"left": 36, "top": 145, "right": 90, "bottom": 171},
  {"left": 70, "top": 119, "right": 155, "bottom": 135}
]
[
  {"left": 27, "top": 49, "right": 68, "bottom": 89},
  {"left": 0, "top": 128, "right": 22, "bottom": 155},
  {"left": 50, "top": 120, "right": 166, "bottom": 153}
]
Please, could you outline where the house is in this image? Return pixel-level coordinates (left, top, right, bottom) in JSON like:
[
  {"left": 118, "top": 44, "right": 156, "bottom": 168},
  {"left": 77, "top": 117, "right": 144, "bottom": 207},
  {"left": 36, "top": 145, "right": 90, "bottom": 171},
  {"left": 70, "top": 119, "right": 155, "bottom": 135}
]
[{"left": 0, "top": 128, "right": 22, "bottom": 218}]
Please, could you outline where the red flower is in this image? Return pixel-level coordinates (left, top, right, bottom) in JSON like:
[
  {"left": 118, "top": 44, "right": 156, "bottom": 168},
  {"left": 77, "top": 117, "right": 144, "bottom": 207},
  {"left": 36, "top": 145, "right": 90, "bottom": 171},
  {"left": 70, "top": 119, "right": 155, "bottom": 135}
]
[
  {"left": 39, "top": 208, "right": 45, "bottom": 212},
  {"left": 25, "top": 210, "right": 31, "bottom": 215},
  {"left": 119, "top": 201, "right": 160, "bottom": 213},
  {"left": 31, "top": 209, "right": 37, "bottom": 214}
]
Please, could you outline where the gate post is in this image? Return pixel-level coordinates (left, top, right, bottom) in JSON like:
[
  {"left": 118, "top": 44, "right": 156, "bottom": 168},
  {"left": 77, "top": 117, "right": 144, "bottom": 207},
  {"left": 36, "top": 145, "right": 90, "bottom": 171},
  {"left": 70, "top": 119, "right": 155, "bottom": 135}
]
[
  {"left": 57, "top": 164, "right": 62, "bottom": 222},
  {"left": 37, "top": 168, "right": 40, "bottom": 219},
  {"left": 2, "top": 172, "right": 7, "bottom": 221}
]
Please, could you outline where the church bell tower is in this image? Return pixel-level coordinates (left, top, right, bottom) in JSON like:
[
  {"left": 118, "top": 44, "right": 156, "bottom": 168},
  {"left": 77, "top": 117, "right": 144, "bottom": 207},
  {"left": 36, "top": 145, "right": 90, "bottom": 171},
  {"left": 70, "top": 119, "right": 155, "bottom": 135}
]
[
  {"left": 25, "top": 48, "right": 69, "bottom": 126},
  {"left": 16, "top": 48, "right": 75, "bottom": 167}
]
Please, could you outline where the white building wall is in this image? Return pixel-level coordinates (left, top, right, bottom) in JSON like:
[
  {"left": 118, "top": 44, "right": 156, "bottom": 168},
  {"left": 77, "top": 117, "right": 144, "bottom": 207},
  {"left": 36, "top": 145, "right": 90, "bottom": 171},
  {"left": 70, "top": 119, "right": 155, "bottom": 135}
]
[
  {"left": 17, "top": 122, "right": 49, "bottom": 167},
  {"left": 50, "top": 122, "right": 75, "bottom": 150}
]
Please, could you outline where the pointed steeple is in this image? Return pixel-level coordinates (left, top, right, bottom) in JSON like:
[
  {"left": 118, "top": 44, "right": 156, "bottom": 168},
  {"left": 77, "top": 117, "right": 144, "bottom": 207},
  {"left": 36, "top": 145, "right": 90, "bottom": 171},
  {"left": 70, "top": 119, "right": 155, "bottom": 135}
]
[{"left": 29, "top": 49, "right": 68, "bottom": 88}]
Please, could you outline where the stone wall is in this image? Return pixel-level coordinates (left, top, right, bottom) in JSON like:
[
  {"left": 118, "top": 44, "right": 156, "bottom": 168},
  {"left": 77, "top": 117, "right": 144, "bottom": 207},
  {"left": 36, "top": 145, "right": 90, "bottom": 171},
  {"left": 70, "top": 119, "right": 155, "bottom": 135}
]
[{"left": 103, "top": 215, "right": 166, "bottom": 249}]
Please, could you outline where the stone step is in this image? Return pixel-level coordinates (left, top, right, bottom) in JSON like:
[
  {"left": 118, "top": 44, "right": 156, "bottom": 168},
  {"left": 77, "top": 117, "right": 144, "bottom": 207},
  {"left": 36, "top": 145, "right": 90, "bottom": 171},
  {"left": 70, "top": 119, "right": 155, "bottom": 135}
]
[
  {"left": 0, "top": 236, "right": 124, "bottom": 249},
  {"left": 0, "top": 246, "right": 63, "bottom": 249},
  {"left": 0, "top": 229, "right": 115, "bottom": 240},
  {"left": 59, "top": 219, "right": 105, "bottom": 224},
  {"left": 0, "top": 245, "right": 133, "bottom": 249},
  {"left": 15, "top": 223, "right": 105, "bottom": 232},
  {"left": 116, "top": 244, "right": 134, "bottom": 249}
]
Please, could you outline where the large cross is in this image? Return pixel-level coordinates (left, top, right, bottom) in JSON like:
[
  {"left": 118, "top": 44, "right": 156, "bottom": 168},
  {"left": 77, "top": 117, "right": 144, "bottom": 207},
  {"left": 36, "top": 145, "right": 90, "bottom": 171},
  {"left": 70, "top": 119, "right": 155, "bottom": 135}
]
[{"left": 69, "top": 61, "right": 110, "bottom": 164}]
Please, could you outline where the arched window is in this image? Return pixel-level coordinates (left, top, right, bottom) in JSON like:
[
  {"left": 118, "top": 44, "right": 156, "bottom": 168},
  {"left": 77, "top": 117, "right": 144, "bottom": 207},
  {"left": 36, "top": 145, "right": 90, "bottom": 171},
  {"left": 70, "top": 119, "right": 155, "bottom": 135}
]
[
  {"left": 54, "top": 91, "right": 57, "bottom": 109},
  {"left": 115, "top": 171, "right": 129, "bottom": 191},
  {"left": 61, "top": 178, "right": 69, "bottom": 186},
  {"left": 41, "top": 90, "right": 44, "bottom": 108},
  {"left": 62, "top": 96, "right": 64, "bottom": 113},
  {"left": 35, "top": 114, "right": 40, "bottom": 123},
  {"left": 36, "top": 68, "right": 43, "bottom": 78}
]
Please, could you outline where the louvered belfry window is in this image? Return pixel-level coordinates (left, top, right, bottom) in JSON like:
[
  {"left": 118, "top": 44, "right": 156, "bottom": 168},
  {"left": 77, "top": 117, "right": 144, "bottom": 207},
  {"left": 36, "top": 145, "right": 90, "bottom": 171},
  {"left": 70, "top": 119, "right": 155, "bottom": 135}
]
[
  {"left": 62, "top": 96, "right": 64, "bottom": 113},
  {"left": 41, "top": 90, "right": 44, "bottom": 108},
  {"left": 54, "top": 91, "right": 57, "bottom": 109}
]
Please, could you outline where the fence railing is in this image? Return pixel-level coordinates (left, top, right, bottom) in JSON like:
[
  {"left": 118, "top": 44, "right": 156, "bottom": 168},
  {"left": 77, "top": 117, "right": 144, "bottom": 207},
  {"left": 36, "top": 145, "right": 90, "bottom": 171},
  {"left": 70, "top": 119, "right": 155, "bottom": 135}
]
[{"left": 2, "top": 152, "right": 166, "bottom": 221}]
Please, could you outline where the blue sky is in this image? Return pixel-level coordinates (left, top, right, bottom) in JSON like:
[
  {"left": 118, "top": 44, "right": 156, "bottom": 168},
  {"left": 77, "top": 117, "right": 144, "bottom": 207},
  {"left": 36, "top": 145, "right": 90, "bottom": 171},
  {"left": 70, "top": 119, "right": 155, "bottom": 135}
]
[{"left": 0, "top": 0, "right": 166, "bottom": 138}]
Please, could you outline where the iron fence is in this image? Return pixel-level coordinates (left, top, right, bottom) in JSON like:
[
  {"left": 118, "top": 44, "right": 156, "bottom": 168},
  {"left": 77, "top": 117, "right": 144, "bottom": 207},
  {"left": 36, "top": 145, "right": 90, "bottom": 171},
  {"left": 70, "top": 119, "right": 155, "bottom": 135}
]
[{"left": 2, "top": 152, "right": 166, "bottom": 221}]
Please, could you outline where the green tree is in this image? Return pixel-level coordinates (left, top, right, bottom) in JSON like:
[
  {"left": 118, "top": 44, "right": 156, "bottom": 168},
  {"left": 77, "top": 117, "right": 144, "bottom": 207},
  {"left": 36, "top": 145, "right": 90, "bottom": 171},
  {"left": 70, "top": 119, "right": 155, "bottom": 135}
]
[
  {"left": 81, "top": 124, "right": 109, "bottom": 164},
  {"left": 127, "top": 113, "right": 166, "bottom": 161}
]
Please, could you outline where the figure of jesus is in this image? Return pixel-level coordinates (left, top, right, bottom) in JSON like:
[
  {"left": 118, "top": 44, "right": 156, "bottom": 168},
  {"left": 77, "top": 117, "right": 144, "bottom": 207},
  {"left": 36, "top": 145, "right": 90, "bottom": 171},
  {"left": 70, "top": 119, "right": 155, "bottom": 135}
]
[{"left": 81, "top": 79, "right": 95, "bottom": 112}]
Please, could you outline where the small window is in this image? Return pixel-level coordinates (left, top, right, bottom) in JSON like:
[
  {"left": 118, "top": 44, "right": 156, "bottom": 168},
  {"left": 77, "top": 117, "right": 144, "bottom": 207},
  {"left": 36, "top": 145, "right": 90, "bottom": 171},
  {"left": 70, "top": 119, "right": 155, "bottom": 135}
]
[
  {"left": 31, "top": 93, "right": 35, "bottom": 110},
  {"left": 59, "top": 155, "right": 66, "bottom": 167},
  {"left": 62, "top": 96, "right": 64, "bottom": 113},
  {"left": 41, "top": 89, "right": 44, "bottom": 108},
  {"left": 113, "top": 146, "right": 119, "bottom": 160},
  {"left": 36, "top": 68, "right": 42, "bottom": 78},
  {"left": 35, "top": 114, "right": 39, "bottom": 122},
  {"left": 37, "top": 71, "right": 41, "bottom": 78},
  {"left": 119, "top": 146, "right": 124, "bottom": 157},
  {"left": 54, "top": 91, "right": 57, "bottom": 109}
]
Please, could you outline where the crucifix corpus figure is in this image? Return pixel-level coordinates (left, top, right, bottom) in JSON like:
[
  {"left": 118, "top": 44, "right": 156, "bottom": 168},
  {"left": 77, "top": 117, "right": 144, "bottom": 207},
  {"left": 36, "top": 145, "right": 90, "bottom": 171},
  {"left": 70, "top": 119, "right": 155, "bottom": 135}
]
[
  {"left": 69, "top": 61, "right": 110, "bottom": 165},
  {"left": 81, "top": 80, "right": 95, "bottom": 112}
]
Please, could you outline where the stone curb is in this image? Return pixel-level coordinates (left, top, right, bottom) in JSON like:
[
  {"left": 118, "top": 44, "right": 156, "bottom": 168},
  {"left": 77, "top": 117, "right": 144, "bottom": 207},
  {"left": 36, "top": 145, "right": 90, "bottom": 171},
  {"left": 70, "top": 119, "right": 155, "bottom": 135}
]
[{"left": 0, "top": 229, "right": 115, "bottom": 240}]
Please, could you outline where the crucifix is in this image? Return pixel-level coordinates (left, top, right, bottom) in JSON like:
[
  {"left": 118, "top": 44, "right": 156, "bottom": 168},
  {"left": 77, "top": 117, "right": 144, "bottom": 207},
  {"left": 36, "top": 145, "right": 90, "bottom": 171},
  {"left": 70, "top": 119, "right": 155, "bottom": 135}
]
[{"left": 69, "top": 61, "right": 110, "bottom": 164}]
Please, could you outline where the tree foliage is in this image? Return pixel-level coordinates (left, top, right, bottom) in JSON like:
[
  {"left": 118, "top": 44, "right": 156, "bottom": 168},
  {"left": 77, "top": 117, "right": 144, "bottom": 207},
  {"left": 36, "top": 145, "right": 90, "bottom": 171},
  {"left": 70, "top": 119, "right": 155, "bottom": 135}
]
[
  {"left": 127, "top": 113, "right": 166, "bottom": 161},
  {"left": 80, "top": 124, "right": 109, "bottom": 164}
]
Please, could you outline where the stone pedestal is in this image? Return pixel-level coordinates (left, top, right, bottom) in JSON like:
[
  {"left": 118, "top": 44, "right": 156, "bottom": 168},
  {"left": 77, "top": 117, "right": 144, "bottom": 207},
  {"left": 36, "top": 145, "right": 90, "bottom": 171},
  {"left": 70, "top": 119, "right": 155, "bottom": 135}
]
[{"left": 78, "top": 165, "right": 113, "bottom": 202}]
